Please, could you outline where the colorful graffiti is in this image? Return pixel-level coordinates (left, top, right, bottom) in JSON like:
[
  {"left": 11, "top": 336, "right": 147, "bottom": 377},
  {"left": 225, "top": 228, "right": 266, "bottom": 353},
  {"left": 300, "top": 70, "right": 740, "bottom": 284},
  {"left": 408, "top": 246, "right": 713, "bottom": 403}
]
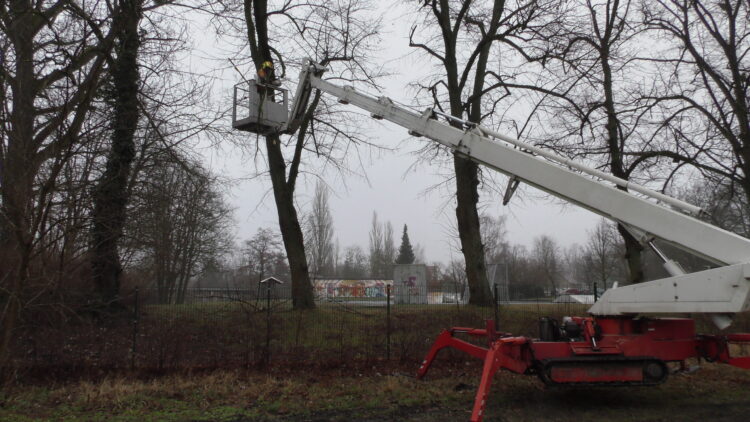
[
  {"left": 396, "top": 275, "right": 421, "bottom": 297},
  {"left": 313, "top": 279, "right": 393, "bottom": 299},
  {"left": 393, "top": 265, "right": 428, "bottom": 304}
]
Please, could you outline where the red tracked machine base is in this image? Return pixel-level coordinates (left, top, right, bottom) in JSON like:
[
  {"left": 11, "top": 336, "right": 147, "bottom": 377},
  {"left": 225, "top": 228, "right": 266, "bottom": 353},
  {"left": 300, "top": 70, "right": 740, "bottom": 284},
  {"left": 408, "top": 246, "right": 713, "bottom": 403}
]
[{"left": 416, "top": 316, "right": 750, "bottom": 422}]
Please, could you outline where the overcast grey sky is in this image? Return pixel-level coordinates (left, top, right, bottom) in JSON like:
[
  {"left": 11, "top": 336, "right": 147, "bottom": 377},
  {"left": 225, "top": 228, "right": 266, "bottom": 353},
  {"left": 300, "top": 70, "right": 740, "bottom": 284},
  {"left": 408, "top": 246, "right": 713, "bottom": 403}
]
[{"left": 185, "top": 3, "right": 602, "bottom": 264}]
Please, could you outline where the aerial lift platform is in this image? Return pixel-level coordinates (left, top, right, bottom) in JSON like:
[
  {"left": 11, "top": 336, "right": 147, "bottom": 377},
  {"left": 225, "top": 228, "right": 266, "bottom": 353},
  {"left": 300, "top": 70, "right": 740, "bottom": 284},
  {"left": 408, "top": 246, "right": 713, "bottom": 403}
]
[{"left": 233, "top": 60, "right": 750, "bottom": 422}]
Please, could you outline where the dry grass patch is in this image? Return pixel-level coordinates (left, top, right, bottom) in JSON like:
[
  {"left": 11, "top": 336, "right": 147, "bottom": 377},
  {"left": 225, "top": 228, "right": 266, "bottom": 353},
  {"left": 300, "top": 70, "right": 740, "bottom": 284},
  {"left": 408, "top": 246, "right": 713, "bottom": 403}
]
[{"left": 2, "top": 362, "right": 750, "bottom": 421}]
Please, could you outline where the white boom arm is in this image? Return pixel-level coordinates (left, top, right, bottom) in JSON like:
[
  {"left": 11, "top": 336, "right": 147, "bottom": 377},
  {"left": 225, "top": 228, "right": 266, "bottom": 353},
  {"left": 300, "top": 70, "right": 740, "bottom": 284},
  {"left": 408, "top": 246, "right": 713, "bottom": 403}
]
[{"left": 278, "top": 61, "right": 750, "bottom": 325}]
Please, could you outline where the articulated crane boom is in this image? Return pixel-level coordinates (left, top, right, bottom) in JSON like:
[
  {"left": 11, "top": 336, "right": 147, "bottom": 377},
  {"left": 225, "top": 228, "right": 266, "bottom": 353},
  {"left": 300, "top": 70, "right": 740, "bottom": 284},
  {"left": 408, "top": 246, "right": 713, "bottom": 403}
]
[{"left": 233, "top": 60, "right": 750, "bottom": 422}]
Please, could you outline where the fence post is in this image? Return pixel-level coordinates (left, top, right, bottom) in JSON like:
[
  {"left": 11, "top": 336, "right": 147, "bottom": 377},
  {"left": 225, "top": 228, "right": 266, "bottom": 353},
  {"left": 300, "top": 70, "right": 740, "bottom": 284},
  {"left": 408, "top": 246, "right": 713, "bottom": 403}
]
[
  {"left": 386, "top": 284, "right": 391, "bottom": 361},
  {"left": 493, "top": 283, "right": 499, "bottom": 332},
  {"left": 265, "top": 283, "right": 271, "bottom": 365},
  {"left": 593, "top": 282, "right": 598, "bottom": 301},
  {"left": 131, "top": 287, "right": 139, "bottom": 370}
]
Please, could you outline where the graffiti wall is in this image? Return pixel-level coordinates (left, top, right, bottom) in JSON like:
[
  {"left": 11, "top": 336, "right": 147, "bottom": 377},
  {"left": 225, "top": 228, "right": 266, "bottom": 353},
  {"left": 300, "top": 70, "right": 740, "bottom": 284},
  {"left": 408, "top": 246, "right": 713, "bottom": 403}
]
[
  {"left": 313, "top": 265, "right": 429, "bottom": 304},
  {"left": 313, "top": 279, "right": 393, "bottom": 300},
  {"left": 393, "top": 264, "right": 427, "bottom": 304}
]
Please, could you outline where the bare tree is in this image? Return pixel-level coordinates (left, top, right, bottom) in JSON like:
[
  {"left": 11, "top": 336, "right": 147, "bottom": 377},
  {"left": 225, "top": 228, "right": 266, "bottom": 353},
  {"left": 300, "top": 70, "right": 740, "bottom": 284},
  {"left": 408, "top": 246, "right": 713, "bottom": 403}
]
[
  {"left": 304, "top": 181, "right": 335, "bottom": 276},
  {"left": 127, "top": 152, "right": 233, "bottom": 304},
  {"left": 640, "top": 1, "right": 750, "bottom": 221},
  {"left": 243, "top": 227, "right": 285, "bottom": 285},
  {"left": 508, "top": 0, "right": 656, "bottom": 284},
  {"left": 383, "top": 221, "right": 395, "bottom": 270},
  {"left": 368, "top": 212, "right": 383, "bottom": 277},
  {"left": 88, "top": 0, "right": 227, "bottom": 308},
  {"left": 532, "top": 234, "right": 560, "bottom": 296},
  {"left": 341, "top": 245, "right": 368, "bottom": 279},
  {"left": 90, "top": 0, "right": 144, "bottom": 308},
  {"left": 233, "top": 0, "right": 381, "bottom": 309},
  {"left": 0, "top": 0, "right": 122, "bottom": 366},
  {"left": 480, "top": 213, "right": 508, "bottom": 265},
  {"left": 684, "top": 176, "right": 750, "bottom": 237},
  {"left": 367, "top": 212, "right": 396, "bottom": 278},
  {"left": 445, "top": 258, "right": 468, "bottom": 301},
  {"left": 584, "top": 218, "right": 622, "bottom": 290},
  {"left": 332, "top": 239, "right": 340, "bottom": 275},
  {"left": 498, "top": 244, "right": 544, "bottom": 299},
  {"left": 407, "top": 0, "right": 556, "bottom": 305},
  {"left": 562, "top": 245, "right": 590, "bottom": 289}
]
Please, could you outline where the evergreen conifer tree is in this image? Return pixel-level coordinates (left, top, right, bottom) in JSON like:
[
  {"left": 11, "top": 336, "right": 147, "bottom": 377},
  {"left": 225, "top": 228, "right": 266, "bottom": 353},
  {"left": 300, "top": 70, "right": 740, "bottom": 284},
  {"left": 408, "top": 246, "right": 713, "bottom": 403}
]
[{"left": 396, "top": 224, "right": 415, "bottom": 264}]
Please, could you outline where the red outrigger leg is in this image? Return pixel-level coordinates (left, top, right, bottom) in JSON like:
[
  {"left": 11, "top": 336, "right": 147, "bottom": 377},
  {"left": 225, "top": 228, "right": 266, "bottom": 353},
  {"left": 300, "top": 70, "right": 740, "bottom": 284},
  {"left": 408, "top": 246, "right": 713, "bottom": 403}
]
[
  {"left": 469, "top": 337, "right": 529, "bottom": 421},
  {"left": 417, "top": 328, "right": 490, "bottom": 378},
  {"left": 417, "top": 317, "right": 750, "bottom": 422},
  {"left": 416, "top": 320, "right": 533, "bottom": 422}
]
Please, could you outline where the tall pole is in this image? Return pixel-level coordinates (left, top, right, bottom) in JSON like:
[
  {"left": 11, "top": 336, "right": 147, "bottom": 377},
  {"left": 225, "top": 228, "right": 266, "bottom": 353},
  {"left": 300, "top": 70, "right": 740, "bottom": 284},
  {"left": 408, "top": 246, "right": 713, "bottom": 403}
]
[
  {"left": 131, "top": 287, "right": 139, "bottom": 369},
  {"left": 493, "top": 283, "right": 499, "bottom": 332},
  {"left": 265, "top": 283, "right": 271, "bottom": 365},
  {"left": 386, "top": 284, "right": 391, "bottom": 360},
  {"left": 504, "top": 263, "right": 509, "bottom": 301}
]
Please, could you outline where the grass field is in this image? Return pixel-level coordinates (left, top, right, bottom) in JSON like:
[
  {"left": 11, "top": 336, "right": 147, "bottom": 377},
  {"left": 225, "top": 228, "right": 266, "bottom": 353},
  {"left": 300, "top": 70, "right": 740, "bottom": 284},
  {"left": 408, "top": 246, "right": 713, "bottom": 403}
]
[{"left": 2, "top": 361, "right": 750, "bottom": 421}]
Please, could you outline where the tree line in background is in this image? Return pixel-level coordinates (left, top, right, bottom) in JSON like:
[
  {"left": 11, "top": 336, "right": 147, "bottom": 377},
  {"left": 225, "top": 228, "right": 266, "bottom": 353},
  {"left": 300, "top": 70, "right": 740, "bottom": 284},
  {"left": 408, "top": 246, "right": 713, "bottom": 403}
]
[
  {"left": 230, "top": 193, "right": 662, "bottom": 303},
  {"left": 236, "top": 181, "right": 421, "bottom": 285},
  {"left": 3, "top": 0, "right": 750, "bottom": 371}
]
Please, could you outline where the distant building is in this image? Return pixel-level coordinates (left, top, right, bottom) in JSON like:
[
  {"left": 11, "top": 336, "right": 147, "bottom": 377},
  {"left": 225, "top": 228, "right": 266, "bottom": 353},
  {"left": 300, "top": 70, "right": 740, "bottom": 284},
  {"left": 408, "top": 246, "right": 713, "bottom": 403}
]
[{"left": 393, "top": 264, "right": 428, "bottom": 304}]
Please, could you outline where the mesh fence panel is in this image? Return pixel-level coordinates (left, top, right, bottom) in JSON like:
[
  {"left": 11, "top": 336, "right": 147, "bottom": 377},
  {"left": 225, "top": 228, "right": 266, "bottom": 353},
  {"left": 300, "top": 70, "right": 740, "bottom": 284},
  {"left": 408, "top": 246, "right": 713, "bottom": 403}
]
[{"left": 12, "top": 285, "right": 746, "bottom": 373}]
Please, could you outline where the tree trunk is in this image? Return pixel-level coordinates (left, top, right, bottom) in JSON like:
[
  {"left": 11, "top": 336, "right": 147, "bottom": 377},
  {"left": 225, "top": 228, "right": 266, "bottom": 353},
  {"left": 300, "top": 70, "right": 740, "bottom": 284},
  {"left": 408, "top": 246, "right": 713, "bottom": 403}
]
[
  {"left": 602, "top": 45, "right": 644, "bottom": 285},
  {"left": 454, "top": 155, "right": 493, "bottom": 305},
  {"left": 265, "top": 134, "right": 316, "bottom": 309},
  {"left": 0, "top": 235, "right": 30, "bottom": 370},
  {"left": 242, "top": 0, "right": 315, "bottom": 309},
  {"left": 617, "top": 224, "right": 644, "bottom": 285},
  {"left": 0, "top": 180, "right": 33, "bottom": 369},
  {"left": 456, "top": 0, "right": 504, "bottom": 307},
  {"left": 90, "top": 0, "right": 141, "bottom": 307},
  {"left": 0, "top": 7, "right": 40, "bottom": 368}
]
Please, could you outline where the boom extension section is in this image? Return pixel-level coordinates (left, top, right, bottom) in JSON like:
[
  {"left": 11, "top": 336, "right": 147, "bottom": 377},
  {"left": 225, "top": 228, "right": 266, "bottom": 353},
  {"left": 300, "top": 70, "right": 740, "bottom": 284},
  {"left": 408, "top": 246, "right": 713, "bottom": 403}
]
[
  {"left": 233, "top": 59, "right": 750, "bottom": 318},
  {"left": 232, "top": 60, "right": 750, "bottom": 422}
]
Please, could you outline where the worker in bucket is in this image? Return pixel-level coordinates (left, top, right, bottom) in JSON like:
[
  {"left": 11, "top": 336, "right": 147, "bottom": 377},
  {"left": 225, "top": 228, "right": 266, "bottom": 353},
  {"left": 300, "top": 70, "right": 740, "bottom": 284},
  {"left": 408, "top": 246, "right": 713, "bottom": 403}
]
[{"left": 257, "top": 60, "right": 280, "bottom": 86}]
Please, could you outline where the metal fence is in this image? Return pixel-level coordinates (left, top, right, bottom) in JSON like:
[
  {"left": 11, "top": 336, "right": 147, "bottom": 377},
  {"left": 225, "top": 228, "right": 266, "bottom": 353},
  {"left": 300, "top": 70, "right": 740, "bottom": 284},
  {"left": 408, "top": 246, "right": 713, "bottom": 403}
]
[{"left": 19, "top": 282, "right": 747, "bottom": 375}]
